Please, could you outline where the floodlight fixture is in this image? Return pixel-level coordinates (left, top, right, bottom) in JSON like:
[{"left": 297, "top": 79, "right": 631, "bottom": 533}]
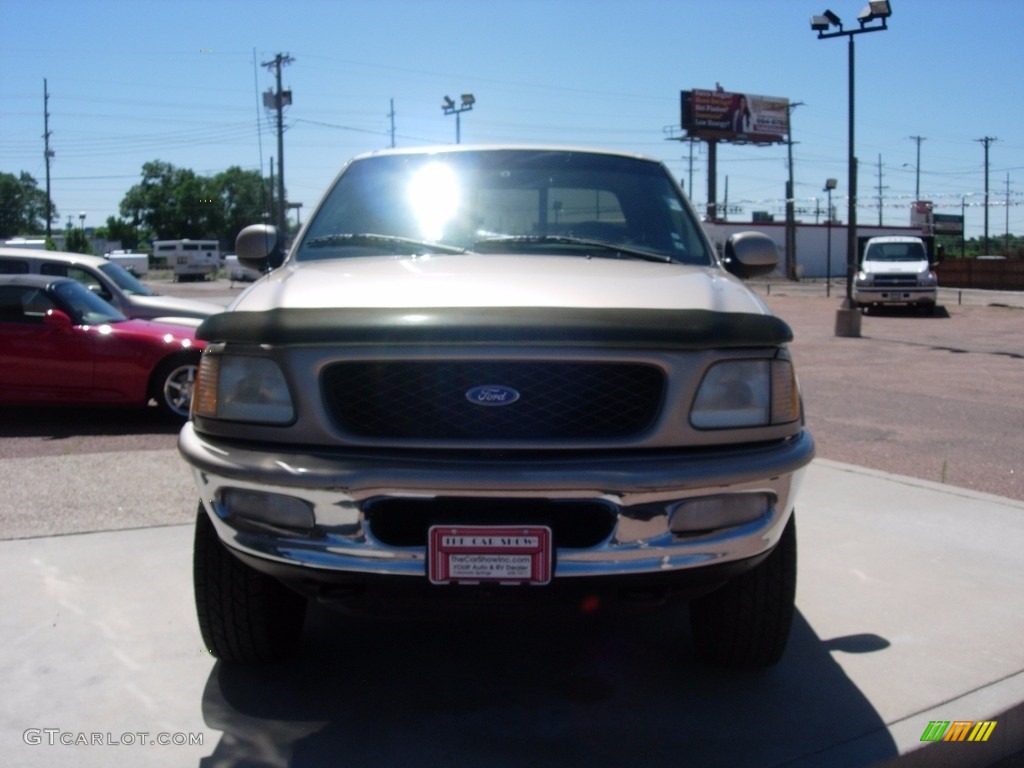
[
  {"left": 441, "top": 92, "right": 475, "bottom": 143},
  {"left": 824, "top": 9, "right": 843, "bottom": 25},
  {"left": 811, "top": 15, "right": 831, "bottom": 31},
  {"left": 858, "top": 1, "right": 891, "bottom": 22},
  {"left": 825, "top": 178, "right": 838, "bottom": 190}
]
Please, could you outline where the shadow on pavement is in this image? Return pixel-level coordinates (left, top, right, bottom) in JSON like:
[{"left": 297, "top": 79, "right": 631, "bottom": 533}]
[
  {"left": 860, "top": 305, "right": 950, "bottom": 319},
  {"left": 198, "top": 605, "right": 897, "bottom": 767},
  {"left": 0, "top": 404, "right": 180, "bottom": 439}
]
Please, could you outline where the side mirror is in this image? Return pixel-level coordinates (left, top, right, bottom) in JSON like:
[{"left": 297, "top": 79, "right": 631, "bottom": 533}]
[
  {"left": 722, "top": 231, "right": 780, "bottom": 278},
  {"left": 43, "top": 308, "right": 73, "bottom": 329},
  {"left": 236, "top": 224, "right": 286, "bottom": 273}
]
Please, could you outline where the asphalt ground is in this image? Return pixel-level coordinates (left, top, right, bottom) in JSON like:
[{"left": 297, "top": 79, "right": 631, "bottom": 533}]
[{"left": 758, "top": 284, "right": 1024, "bottom": 503}]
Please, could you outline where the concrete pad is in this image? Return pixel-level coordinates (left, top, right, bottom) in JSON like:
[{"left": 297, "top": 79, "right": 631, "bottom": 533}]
[{"left": 1, "top": 459, "right": 1021, "bottom": 767}]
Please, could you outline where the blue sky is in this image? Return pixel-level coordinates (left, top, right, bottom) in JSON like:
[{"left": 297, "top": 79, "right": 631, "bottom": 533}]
[{"left": 2, "top": 0, "right": 1021, "bottom": 240}]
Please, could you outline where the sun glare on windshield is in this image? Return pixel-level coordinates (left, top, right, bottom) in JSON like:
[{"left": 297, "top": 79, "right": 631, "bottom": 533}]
[{"left": 407, "top": 162, "right": 460, "bottom": 242}]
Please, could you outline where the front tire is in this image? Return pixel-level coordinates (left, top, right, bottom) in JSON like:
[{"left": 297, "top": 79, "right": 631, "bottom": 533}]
[
  {"left": 689, "top": 514, "right": 797, "bottom": 669},
  {"left": 153, "top": 356, "right": 198, "bottom": 419},
  {"left": 193, "top": 504, "right": 306, "bottom": 663}
]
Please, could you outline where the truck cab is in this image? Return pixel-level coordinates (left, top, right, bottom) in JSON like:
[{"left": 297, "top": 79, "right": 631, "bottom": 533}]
[{"left": 854, "top": 235, "right": 938, "bottom": 314}]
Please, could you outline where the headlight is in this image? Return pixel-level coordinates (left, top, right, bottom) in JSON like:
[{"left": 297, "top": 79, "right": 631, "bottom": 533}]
[
  {"left": 690, "top": 359, "right": 800, "bottom": 429},
  {"left": 192, "top": 354, "right": 294, "bottom": 423},
  {"left": 919, "top": 269, "right": 937, "bottom": 286},
  {"left": 855, "top": 271, "right": 871, "bottom": 284}
]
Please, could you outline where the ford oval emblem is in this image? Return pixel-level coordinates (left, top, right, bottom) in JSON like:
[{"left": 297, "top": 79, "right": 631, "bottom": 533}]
[{"left": 465, "top": 385, "right": 520, "bottom": 406}]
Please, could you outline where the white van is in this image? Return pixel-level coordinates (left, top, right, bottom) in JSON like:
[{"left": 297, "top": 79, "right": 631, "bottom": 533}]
[{"left": 854, "top": 235, "right": 938, "bottom": 313}]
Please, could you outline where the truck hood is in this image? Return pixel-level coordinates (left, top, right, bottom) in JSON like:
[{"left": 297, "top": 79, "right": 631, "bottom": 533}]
[
  {"left": 861, "top": 259, "right": 929, "bottom": 275},
  {"left": 229, "top": 255, "right": 770, "bottom": 315},
  {"left": 130, "top": 294, "right": 225, "bottom": 321}
]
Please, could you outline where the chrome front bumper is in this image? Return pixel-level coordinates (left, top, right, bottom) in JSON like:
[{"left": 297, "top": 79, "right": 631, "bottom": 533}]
[
  {"left": 854, "top": 285, "right": 936, "bottom": 305},
  {"left": 178, "top": 423, "right": 813, "bottom": 580}
]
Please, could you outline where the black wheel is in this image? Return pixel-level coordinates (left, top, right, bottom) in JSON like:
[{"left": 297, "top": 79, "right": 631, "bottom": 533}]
[
  {"left": 193, "top": 504, "right": 306, "bottom": 663},
  {"left": 152, "top": 356, "right": 198, "bottom": 419},
  {"left": 689, "top": 514, "right": 797, "bottom": 669}
]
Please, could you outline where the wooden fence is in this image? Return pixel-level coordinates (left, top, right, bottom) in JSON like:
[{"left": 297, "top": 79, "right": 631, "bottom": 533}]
[{"left": 935, "top": 259, "right": 1024, "bottom": 291}]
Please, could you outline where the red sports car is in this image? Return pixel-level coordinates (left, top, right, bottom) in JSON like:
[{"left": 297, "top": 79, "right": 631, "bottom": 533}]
[{"left": 0, "top": 274, "right": 207, "bottom": 418}]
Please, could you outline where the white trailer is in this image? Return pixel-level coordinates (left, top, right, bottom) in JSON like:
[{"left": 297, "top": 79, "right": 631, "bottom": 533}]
[
  {"left": 104, "top": 250, "right": 149, "bottom": 276},
  {"left": 153, "top": 239, "right": 220, "bottom": 282}
]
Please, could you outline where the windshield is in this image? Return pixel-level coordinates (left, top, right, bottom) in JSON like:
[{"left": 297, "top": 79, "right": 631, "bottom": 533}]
[
  {"left": 295, "top": 149, "right": 713, "bottom": 265},
  {"left": 99, "top": 261, "right": 156, "bottom": 295},
  {"left": 864, "top": 242, "right": 927, "bottom": 262},
  {"left": 53, "top": 279, "right": 127, "bottom": 325}
]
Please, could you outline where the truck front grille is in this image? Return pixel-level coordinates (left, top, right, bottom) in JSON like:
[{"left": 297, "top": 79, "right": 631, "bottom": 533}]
[
  {"left": 874, "top": 274, "right": 918, "bottom": 287},
  {"left": 321, "top": 360, "right": 664, "bottom": 442}
]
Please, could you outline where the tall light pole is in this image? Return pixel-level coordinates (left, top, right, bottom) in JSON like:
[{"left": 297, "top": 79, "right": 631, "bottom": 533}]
[
  {"left": 811, "top": 0, "right": 892, "bottom": 338},
  {"left": 442, "top": 94, "right": 475, "bottom": 144},
  {"left": 825, "top": 178, "right": 837, "bottom": 297}
]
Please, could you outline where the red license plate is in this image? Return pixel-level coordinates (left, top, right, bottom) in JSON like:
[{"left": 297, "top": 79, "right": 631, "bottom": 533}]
[{"left": 428, "top": 525, "right": 552, "bottom": 585}]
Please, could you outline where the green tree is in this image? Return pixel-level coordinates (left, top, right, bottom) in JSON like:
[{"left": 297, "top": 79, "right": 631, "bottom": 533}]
[
  {"left": 120, "top": 161, "right": 209, "bottom": 241},
  {"left": 0, "top": 171, "right": 55, "bottom": 238},
  {"left": 95, "top": 216, "right": 143, "bottom": 250},
  {"left": 210, "top": 166, "right": 268, "bottom": 246},
  {"left": 64, "top": 227, "right": 92, "bottom": 254},
  {"left": 119, "top": 161, "right": 268, "bottom": 247}
]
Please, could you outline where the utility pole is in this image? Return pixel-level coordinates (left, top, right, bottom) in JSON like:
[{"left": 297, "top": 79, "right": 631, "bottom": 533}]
[
  {"left": 262, "top": 53, "right": 294, "bottom": 233},
  {"left": 388, "top": 98, "right": 396, "bottom": 148},
  {"left": 976, "top": 136, "right": 997, "bottom": 253},
  {"left": 875, "top": 154, "right": 888, "bottom": 226},
  {"left": 686, "top": 138, "right": 697, "bottom": 200},
  {"left": 43, "top": 79, "right": 55, "bottom": 239},
  {"left": 268, "top": 157, "right": 275, "bottom": 223},
  {"left": 908, "top": 135, "right": 925, "bottom": 201},
  {"left": 1005, "top": 174, "right": 1012, "bottom": 255}
]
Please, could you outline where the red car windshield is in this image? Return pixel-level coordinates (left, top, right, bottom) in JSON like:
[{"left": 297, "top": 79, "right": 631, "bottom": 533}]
[{"left": 53, "top": 280, "right": 126, "bottom": 325}]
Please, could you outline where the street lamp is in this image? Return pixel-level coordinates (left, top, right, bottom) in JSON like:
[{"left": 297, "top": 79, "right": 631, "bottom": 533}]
[
  {"left": 442, "top": 93, "right": 475, "bottom": 144},
  {"left": 824, "top": 179, "right": 838, "bottom": 297},
  {"left": 811, "top": 0, "right": 892, "bottom": 338},
  {"left": 78, "top": 211, "right": 86, "bottom": 229}
]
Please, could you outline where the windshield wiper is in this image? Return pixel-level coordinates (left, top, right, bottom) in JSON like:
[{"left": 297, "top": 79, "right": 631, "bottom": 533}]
[
  {"left": 473, "top": 235, "right": 672, "bottom": 264},
  {"left": 304, "top": 233, "right": 467, "bottom": 254}
]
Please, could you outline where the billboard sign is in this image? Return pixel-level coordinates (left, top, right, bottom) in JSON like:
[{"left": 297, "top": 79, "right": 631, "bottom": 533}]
[
  {"left": 912, "top": 201, "right": 963, "bottom": 236},
  {"left": 681, "top": 89, "right": 790, "bottom": 144}
]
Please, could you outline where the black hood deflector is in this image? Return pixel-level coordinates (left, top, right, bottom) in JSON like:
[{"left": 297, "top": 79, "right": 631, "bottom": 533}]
[{"left": 197, "top": 307, "right": 792, "bottom": 349}]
